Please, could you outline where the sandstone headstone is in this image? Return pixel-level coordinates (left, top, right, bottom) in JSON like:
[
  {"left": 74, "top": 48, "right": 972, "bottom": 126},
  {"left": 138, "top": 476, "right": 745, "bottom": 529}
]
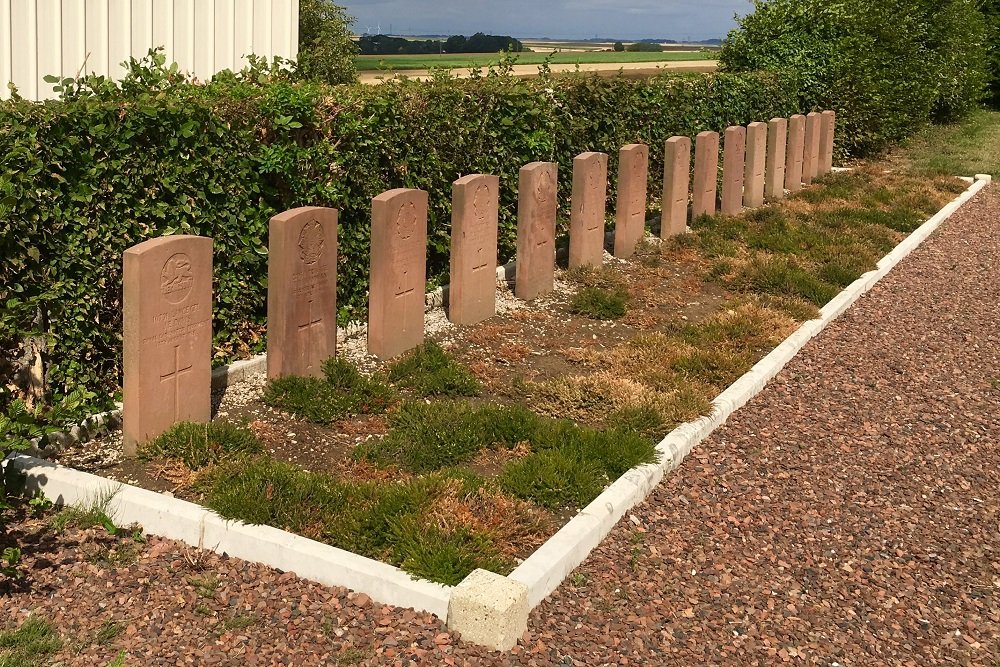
[
  {"left": 368, "top": 189, "right": 428, "bottom": 359},
  {"left": 613, "top": 143, "right": 649, "bottom": 258},
  {"left": 568, "top": 152, "right": 608, "bottom": 269},
  {"left": 803, "top": 111, "right": 822, "bottom": 185},
  {"left": 784, "top": 114, "right": 806, "bottom": 194},
  {"left": 765, "top": 117, "right": 787, "bottom": 200},
  {"left": 820, "top": 110, "right": 836, "bottom": 175},
  {"left": 743, "top": 122, "right": 767, "bottom": 208},
  {"left": 123, "top": 235, "right": 213, "bottom": 456},
  {"left": 515, "top": 162, "right": 558, "bottom": 300},
  {"left": 266, "top": 207, "right": 338, "bottom": 380},
  {"left": 661, "top": 136, "right": 691, "bottom": 238},
  {"left": 721, "top": 125, "right": 747, "bottom": 216},
  {"left": 449, "top": 174, "right": 499, "bottom": 326},
  {"left": 692, "top": 131, "right": 720, "bottom": 219}
]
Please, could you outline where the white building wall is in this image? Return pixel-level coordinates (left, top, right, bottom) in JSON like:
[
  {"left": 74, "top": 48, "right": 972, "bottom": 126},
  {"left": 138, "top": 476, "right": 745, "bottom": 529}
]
[{"left": 1, "top": 0, "right": 299, "bottom": 101}]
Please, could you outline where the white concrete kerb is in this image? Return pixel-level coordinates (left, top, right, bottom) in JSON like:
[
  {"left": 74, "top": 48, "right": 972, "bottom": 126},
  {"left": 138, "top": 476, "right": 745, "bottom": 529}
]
[
  {"left": 4, "top": 453, "right": 453, "bottom": 618},
  {"left": 4, "top": 174, "right": 989, "bottom": 652}
]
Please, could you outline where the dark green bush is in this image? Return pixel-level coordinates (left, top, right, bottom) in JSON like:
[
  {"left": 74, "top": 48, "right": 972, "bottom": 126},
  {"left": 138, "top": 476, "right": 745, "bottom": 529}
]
[
  {"left": 0, "top": 51, "right": 797, "bottom": 416},
  {"left": 982, "top": 0, "right": 1000, "bottom": 108},
  {"left": 720, "top": 0, "right": 988, "bottom": 156}
]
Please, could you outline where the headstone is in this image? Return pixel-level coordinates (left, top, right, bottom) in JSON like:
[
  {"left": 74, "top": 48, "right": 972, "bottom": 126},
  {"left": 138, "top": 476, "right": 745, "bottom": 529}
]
[
  {"left": 613, "top": 143, "right": 649, "bottom": 258},
  {"left": 568, "top": 152, "right": 608, "bottom": 269},
  {"left": 450, "top": 174, "right": 499, "bottom": 326},
  {"left": 803, "top": 111, "right": 822, "bottom": 185},
  {"left": 692, "top": 131, "right": 720, "bottom": 219},
  {"left": 820, "top": 110, "right": 836, "bottom": 175},
  {"left": 660, "top": 135, "right": 691, "bottom": 238},
  {"left": 515, "top": 162, "right": 558, "bottom": 300},
  {"left": 720, "top": 125, "right": 746, "bottom": 216},
  {"left": 368, "top": 188, "right": 428, "bottom": 359},
  {"left": 266, "top": 207, "right": 338, "bottom": 380},
  {"left": 743, "top": 122, "right": 767, "bottom": 208},
  {"left": 765, "top": 117, "right": 787, "bottom": 200},
  {"left": 123, "top": 235, "right": 212, "bottom": 456},
  {"left": 784, "top": 114, "right": 806, "bottom": 194}
]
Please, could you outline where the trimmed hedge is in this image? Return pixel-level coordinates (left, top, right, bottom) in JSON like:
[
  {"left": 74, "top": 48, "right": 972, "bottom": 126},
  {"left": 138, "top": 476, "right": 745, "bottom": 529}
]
[{"left": 0, "top": 60, "right": 798, "bottom": 410}]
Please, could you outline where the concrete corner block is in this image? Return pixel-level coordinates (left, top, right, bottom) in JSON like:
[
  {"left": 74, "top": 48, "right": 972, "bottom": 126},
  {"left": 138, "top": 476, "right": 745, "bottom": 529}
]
[
  {"left": 448, "top": 569, "right": 529, "bottom": 651},
  {"left": 975, "top": 173, "right": 992, "bottom": 183}
]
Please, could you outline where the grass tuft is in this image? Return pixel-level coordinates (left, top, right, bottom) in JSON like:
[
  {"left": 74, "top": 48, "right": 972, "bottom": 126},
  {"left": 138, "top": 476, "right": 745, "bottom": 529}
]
[
  {"left": 389, "top": 517, "right": 510, "bottom": 586},
  {"left": 387, "top": 342, "right": 481, "bottom": 397},
  {"left": 141, "top": 421, "right": 263, "bottom": 470},
  {"left": 0, "top": 617, "right": 62, "bottom": 667},
  {"left": 263, "top": 357, "right": 394, "bottom": 424},
  {"left": 356, "top": 401, "right": 486, "bottom": 473},
  {"left": 499, "top": 449, "right": 606, "bottom": 510},
  {"left": 194, "top": 450, "right": 537, "bottom": 584},
  {"left": 355, "top": 400, "right": 657, "bottom": 508},
  {"left": 49, "top": 488, "right": 126, "bottom": 535},
  {"left": 722, "top": 255, "right": 840, "bottom": 306},
  {"left": 570, "top": 286, "right": 629, "bottom": 320}
]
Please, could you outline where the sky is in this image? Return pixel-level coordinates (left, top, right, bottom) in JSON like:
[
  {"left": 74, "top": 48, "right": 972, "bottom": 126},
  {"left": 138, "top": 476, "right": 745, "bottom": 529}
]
[{"left": 338, "top": 0, "right": 752, "bottom": 42}]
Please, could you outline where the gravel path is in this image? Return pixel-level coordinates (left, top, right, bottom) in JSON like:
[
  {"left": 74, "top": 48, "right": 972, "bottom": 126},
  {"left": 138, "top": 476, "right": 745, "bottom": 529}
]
[{"left": 3, "top": 185, "right": 998, "bottom": 666}]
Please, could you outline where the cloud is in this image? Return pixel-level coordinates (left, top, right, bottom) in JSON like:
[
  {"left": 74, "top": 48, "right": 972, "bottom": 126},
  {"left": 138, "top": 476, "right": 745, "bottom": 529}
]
[{"left": 340, "top": 0, "right": 750, "bottom": 40}]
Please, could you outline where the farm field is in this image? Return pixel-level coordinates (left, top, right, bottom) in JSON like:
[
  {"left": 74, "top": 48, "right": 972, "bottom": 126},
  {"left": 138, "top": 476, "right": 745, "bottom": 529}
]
[{"left": 354, "top": 49, "right": 716, "bottom": 71}]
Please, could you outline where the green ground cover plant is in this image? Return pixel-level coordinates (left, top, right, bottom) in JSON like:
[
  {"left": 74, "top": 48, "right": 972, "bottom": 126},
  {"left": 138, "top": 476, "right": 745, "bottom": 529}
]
[
  {"left": 686, "top": 168, "right": 965, "bottom": 306},
  {"left": 140, "top": 421, "right": 265, "bottom": 469},
  {"left": 569, "top": 286, "right": 629, "bottom": 320},
  {"left": 386, "top": 342, "right": 482, "bottom": 397},
  {"left": 532, "top": 166, "right": 964, "bottom": 435},
  {"left": 0, "top": 51, "right": 797, "bottom": 422},
  {"left": 263, "top": 357, "right": 395, "bottom": 424},
  {"left": 152, "top": 394, "right": 656, "bottom": 584}
]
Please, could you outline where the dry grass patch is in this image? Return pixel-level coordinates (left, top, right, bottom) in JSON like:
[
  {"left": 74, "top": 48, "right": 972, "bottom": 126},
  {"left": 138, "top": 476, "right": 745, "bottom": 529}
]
[
  {"left": 684, "top": 168, "right": 963, "bottom": 307},
  {"left": 534, "top": 303, "right": 797, "bottom": 432},
  {"left": 425, "top": 481, "right": 550, "bottom": 560}
]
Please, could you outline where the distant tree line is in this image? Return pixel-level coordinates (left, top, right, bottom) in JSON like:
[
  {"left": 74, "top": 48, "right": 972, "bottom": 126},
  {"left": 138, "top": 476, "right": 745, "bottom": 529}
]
[
  {"left": 612, "top": 41, "right": 664, "bottom": 52},
  {"left": 358, "top": 33, "right": 525, "bottom": 56}
]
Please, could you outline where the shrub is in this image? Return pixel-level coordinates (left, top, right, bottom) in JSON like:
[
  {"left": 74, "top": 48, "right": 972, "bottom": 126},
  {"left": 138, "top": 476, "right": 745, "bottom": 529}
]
[
  {"left": 984, "top": 0, "right": 1000, "bottom": 108},
  {"left": 720, "top": 0, "right": 988, "bottom": 156},
  {"left": 297, "top": 0, "right": 358, "bottom": 84},
  {"left": 0, "top": 52, "right": 798, "bottom": 417}
]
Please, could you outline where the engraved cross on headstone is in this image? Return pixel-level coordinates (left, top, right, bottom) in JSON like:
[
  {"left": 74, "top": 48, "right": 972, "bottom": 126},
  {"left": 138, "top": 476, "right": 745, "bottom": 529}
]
[
  {"left": 297, "top": 298, "right": 323, "bottom": 371},
  {"left": 160, "top": 344, "right": 194, "bottom": 422},
  {"left": 472, "top": 246, "right": 489, "bottom": 272}
]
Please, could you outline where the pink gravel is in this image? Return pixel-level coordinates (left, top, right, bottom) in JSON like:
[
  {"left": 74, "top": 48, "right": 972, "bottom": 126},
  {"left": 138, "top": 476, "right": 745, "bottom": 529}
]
[{"left": 3, "top": 185, "right": 999, "bottom": 666}]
